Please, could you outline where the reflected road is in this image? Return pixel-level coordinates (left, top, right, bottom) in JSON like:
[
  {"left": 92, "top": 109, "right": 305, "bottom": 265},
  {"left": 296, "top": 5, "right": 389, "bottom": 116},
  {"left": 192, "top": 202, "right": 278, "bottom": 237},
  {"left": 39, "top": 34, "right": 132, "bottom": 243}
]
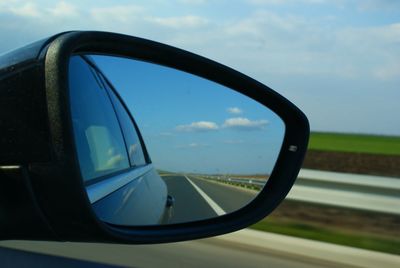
[{"left": 162, "top": 175, "right": 258, "bottom": 223}]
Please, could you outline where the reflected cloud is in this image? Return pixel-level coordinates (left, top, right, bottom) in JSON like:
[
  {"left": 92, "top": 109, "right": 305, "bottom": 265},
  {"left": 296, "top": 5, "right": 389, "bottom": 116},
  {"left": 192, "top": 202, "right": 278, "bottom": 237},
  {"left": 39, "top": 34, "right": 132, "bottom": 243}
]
[
  {"left": 105, "top": 154, "right": 125, "bottom": 168},
  {"left": 176, "top": 118, "right": 269, "bottom": 132},
  {"left": 223, "top": 117, "right": 268, "bottom": 130},
  {"left": 176, "top": 121, "right": 219, "bottom": 132},
  {"left": 158, "top": 132, "right": 174, "bottom": 137},
  {"left": 223, "top": 139, "right": 245, "bottom": 144},
  {"left": 129, "top": 143, "right": 138, "bottom": 156},
  {"left": 227, "top": 107, "right": 243, "bottom": 115},
  {"left": 176, "top": 142, "right": 209, "bottom": 149}
]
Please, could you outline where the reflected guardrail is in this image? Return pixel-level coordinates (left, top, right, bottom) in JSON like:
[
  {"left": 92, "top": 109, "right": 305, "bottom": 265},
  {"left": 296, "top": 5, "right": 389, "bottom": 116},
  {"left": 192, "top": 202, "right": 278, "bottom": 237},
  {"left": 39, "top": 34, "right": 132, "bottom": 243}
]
[{"left": 198, "top": 175, "right": 265, "bottom": 190}]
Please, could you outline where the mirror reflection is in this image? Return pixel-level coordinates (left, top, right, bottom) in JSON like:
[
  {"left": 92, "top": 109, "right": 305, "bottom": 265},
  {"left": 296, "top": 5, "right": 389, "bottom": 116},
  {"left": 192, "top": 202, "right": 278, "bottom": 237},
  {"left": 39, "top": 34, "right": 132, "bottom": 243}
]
[{"left": 69, "top": 55, "right": 285, "bottom": 226}]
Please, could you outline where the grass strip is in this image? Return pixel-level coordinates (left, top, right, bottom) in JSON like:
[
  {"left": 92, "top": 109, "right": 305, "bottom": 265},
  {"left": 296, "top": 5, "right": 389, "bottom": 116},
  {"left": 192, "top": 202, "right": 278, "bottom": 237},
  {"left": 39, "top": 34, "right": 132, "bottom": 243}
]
[
  {"left": 309, "top": 132, "right": 400, "bottom": 155},
  {"left": 250, "top": 218, "right": 400, "bottom": 255}
]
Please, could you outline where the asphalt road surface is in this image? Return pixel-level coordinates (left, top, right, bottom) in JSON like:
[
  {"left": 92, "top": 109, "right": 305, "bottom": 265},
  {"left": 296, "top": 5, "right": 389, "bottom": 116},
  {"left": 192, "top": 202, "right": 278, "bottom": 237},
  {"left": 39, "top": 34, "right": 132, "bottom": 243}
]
[
  {"left": 162, "top": 175, "right": 258, "bottom": 224},
  {"left": 4, "top": 228, "right": 397, "bottom": 268},
  {"left": 0, "top": 237, "right": 338, "bottom": 268}
]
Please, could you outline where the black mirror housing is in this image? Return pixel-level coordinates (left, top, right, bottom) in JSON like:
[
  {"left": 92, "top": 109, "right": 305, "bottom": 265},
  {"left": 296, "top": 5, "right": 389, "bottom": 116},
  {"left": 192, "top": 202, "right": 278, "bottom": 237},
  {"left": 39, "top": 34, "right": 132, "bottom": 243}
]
[
  {"left": 0, "top": 42, "right": 51, "bottom": 164},
  {"left": 0, "top": 31, "right": 309, "bottom": 244}
]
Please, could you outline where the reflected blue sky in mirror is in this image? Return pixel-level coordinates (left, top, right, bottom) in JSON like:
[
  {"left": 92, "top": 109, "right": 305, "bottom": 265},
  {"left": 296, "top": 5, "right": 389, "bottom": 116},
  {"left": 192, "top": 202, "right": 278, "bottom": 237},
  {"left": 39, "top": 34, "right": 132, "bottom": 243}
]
[{"left": 91, "top": 56, "right": 284, "bottom": 175}]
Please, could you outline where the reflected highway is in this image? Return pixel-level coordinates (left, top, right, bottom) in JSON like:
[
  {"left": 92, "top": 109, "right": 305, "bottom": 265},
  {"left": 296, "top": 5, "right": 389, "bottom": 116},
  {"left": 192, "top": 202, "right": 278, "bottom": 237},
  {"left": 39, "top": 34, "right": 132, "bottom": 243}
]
[{"left": 162, "top": 175, "right": 258, "bottom": 223}]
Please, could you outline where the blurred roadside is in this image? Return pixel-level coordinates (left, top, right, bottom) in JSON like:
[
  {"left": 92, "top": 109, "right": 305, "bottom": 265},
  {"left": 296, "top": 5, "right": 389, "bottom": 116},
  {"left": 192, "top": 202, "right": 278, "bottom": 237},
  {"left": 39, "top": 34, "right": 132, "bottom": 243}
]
[
  {"left": 251, "top": 132, "right": 400, "bottom": 255},
  {"left": 305, "top": 132, "right": 400, "bottom": 177}
]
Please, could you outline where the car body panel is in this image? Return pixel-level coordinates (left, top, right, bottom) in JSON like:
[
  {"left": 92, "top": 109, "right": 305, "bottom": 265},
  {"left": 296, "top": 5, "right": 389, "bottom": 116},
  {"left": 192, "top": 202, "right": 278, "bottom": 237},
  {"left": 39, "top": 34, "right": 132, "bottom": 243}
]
[{"left": 91, "top": 166, "right": 168, "bottom": 225}]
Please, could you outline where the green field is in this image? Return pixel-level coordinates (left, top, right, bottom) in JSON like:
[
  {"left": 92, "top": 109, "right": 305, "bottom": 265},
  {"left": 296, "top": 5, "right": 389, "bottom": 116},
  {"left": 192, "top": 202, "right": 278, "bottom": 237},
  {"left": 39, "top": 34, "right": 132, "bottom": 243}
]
[{"left": 308, "top": 132, "right": 400, "bottom": 155}]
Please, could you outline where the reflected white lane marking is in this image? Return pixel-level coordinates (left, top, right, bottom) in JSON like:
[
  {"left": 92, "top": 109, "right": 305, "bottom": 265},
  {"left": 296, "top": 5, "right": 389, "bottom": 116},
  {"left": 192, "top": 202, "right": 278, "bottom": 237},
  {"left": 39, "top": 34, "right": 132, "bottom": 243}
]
[{"left": 185, "top": 176, "right": 226, "bottom": 216}]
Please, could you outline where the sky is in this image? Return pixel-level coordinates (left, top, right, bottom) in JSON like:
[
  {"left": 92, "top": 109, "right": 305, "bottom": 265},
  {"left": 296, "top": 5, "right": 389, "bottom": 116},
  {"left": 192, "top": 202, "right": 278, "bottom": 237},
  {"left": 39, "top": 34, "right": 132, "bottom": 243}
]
[
  {"left": 1, "top": 0, "right": 399, "bottom": 136},
  {"left": 92, "top": 56, "right": 285, "bottom": 174},
  {"left": 0, "top": 0, "right": 399, "bottom": 172}
]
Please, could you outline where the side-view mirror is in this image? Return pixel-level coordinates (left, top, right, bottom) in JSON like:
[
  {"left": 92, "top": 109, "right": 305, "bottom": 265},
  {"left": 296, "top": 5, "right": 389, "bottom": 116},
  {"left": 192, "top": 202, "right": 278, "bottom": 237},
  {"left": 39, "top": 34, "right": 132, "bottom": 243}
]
[{"left": 0, "top": 31, "right": 309, "bottom": 243}]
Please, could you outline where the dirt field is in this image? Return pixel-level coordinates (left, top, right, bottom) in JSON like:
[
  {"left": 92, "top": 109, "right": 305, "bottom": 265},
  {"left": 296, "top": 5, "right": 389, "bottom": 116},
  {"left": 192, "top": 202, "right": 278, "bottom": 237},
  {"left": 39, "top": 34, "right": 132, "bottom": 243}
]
[
  {"left": 271, "top": 200, "right": 400, "bottom": 238},
  {"left": 262, "top": 149, "right": 400, "bottom": 252},
  {"left": 303, "top": 149, "right": 400, "bottom": 178}
]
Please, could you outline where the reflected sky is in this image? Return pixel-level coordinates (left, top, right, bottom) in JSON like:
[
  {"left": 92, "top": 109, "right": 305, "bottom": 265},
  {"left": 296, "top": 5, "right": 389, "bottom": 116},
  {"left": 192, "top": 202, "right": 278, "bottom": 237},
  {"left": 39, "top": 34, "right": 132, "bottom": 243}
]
[{"left": 92, "top": 55, "right": 285, "bottom": 175}]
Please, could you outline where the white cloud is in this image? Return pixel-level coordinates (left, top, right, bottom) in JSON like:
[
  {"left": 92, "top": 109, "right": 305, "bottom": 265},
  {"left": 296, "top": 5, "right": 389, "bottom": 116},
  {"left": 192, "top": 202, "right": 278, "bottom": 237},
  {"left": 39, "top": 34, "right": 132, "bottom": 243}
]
[
  {"left": 373, "top": 62, "right": 400, "bottom": 81},
  {"left": 223, "top": 117, "right": 268, "bottom": 130},
  {"left": 226, "top": 10, "right": 297, "bottom": 35},
  {"left": 1, "top": 2, "right": 397, "bottom": 83},
  {"left": 0, "top": 1, "right": 398, "bottom": 85},
  {"left": 357, "top": 0, "right": 400, "bottom": 11},
  {"left": 0, "top": 0, "right": 18, "bottom": 8},
  {"left": 47, "top": 1, "right": 78, "bottom": 17},
  {"left": 337, "top": 23, "right": 400, "bottom": 47},
  {"left": 148, "top": 15, "right": 208, "bottom": 29},
  {"left": 9, "top": 2, "right": 41, "bottom": 17},
  {"left": 227, "top": 107, "right": 243, "bottom": 115},
  {"left": 212, "top": 10, "right": 400, "bottom": 80},
  {"left": 176, "top": 121, "right": 219, "bottom": 132},
  {"left": 177, "top": 0, "right": 206, "bottom": 5},
  {"left": 335, "top": 23, "right": 400, "bottom": 80},
  {"left": 91, "top": 5, "right": 144, "bottom": 23},
  {"left": 248, "top": 0, "right": 326, "bottom": 5}
]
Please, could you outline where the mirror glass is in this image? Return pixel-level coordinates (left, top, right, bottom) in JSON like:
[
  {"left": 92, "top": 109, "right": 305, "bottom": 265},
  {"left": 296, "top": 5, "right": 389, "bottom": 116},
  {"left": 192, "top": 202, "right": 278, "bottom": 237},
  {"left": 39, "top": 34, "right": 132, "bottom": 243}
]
[{"left": 68, "top": 54, "right": 285, "bottom": 226}]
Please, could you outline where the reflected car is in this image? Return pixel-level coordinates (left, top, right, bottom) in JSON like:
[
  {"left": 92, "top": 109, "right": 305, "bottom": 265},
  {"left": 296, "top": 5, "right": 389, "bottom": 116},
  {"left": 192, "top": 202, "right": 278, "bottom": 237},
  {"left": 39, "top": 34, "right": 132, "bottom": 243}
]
[{"left": 69, "top": 55, "right": 173, "bottom": 226}]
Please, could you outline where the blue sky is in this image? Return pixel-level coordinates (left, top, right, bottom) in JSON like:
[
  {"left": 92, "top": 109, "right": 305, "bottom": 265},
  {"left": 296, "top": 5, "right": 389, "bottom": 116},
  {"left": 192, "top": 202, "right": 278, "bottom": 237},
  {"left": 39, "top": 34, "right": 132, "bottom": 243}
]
[
  {"left": 92, "top": 56, "right": 285, "bottom": 174},
  {"left": 0, "top": 1, "right": 399, "bottom": 172}
]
